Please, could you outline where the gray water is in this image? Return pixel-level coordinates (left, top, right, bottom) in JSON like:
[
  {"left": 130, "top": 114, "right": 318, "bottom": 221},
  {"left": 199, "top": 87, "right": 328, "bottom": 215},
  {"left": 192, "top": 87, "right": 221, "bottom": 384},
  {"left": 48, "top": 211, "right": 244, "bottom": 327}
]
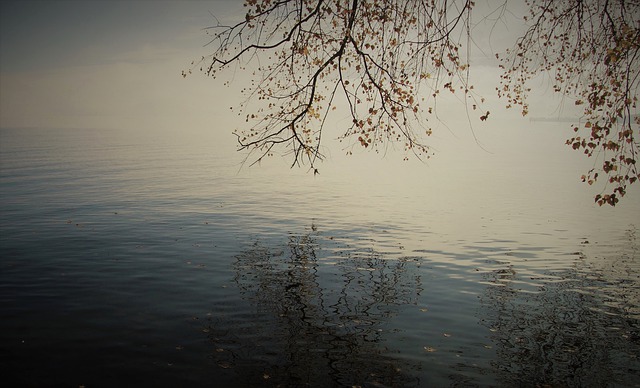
[{"left": 1, "top": 127, "right": 639, "bottom": 387}]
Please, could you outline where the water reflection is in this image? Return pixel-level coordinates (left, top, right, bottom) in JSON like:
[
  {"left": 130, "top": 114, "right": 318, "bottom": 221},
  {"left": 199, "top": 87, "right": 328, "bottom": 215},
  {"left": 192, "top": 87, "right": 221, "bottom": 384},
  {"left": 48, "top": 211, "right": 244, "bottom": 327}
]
[
  {"left": 204, "top": 224, "right": 423, "bottom": 387},
  {"left": 480, "top": 228, "right": 640, "bottom": 387}
]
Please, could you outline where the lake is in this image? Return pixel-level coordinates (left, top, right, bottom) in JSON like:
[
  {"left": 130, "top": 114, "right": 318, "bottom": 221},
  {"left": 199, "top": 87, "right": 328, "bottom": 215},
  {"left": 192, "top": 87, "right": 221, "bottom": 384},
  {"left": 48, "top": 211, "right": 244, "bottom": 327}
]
[{"left": 1, "top": 126, "right": 639, "bottom": 387}]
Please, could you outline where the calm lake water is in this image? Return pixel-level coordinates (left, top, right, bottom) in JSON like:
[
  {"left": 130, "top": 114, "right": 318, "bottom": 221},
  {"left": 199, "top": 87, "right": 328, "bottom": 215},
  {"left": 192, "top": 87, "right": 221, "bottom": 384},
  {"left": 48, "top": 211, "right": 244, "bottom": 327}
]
[{"left": 1, "top": 127, "right": 639, "bottom": 387}]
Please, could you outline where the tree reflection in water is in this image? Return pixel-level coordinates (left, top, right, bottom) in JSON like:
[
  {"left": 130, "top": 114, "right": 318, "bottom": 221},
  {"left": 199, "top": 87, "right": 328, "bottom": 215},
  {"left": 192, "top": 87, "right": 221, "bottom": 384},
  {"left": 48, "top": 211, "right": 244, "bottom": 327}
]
[
  {"left": 480, "top": 228, "right": 640, "bottom": 387},
  {"left": 204, "top": 224, "right": 423, "bottom": 387}
]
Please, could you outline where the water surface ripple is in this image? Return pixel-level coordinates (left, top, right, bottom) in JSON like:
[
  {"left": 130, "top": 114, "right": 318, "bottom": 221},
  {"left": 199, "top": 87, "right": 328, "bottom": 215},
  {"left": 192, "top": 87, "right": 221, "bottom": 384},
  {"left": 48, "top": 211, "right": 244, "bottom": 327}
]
[{"left": 1, "top": 128, "right": 639, "bottom": 387}]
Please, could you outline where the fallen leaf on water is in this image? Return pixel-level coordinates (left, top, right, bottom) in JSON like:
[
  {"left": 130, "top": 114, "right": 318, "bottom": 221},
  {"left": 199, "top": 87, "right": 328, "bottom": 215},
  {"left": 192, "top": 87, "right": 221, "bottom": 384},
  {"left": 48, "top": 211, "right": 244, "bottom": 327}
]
[{"left": 218, "top": 361, "right": 233, "bottom": 369}]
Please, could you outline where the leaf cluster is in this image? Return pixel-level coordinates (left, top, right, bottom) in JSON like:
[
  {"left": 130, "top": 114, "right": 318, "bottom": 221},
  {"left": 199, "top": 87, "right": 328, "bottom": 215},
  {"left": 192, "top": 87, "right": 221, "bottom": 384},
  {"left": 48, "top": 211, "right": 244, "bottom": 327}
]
[
  {"left": 190, "top": 0, "right": 481, "bottom": 168},
  {"left": 499, "top": 0, "right": 640, "bottom": 205}
]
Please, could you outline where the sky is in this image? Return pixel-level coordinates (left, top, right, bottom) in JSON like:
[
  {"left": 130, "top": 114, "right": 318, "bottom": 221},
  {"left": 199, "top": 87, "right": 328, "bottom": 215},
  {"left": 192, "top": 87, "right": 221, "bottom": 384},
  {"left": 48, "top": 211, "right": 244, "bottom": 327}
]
[
  {"left": 0, "top": 0, "right": 578, "bottom": 149},
  {"left": 0, "top": 0, "right": 248, "bottom": 143}
]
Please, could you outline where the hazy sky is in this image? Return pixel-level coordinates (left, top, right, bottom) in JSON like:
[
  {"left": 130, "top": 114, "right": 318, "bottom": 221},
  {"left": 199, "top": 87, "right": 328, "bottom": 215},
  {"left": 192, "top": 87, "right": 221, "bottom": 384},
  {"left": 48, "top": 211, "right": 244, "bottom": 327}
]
[
  {"left": 0, "top": 0, "right": 571, "bottom": 144},
  {"left": 0, "top": 0, "right": 248, "bottom": 141}
]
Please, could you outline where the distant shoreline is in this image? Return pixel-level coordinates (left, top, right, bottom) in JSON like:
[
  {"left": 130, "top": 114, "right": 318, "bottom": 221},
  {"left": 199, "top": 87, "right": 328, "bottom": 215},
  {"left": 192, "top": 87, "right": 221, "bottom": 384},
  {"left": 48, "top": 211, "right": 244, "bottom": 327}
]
[
  {"left": 530, "top": 114, "right": 639, "bottom": 123},
  {"left": 529, "top": 117, "right": 581, "bottom": 123}
]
